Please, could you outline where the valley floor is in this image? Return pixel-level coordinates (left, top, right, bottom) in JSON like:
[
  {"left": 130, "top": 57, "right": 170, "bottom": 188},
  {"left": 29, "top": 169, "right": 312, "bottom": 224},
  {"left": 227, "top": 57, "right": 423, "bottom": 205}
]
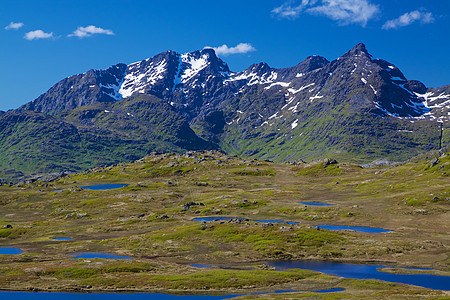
[{"left": 0, "top": 150, "right": 449, "bottom": 299}]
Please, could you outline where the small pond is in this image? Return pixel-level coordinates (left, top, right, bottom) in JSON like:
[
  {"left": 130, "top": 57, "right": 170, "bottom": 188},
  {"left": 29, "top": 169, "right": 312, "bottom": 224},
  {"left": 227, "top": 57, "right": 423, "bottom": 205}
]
[
  {"left": 70, "top": 252, "right": 132, "bottom": 259},
  {"left": 0, "top": 248, "right": 24, "bottom": 255},
  {"left": 191, "top": 264, "right": 214, "bottom": 268},
  {"left": 193, "top": 217, "right": 391, "bottom": 232},
  {"left": 81, "top": 184, "right": 129, "bottom": 190},
  {"left": 317, "top": 225, "right": 392, "bottom": 233},
  {"left": 313, "top": 288, "right": 345, "bottom": 293},
  {"left": 53, "top": 238, "right": 72, "bottom": 241},
  {"left": 268, "top": 260, "right": 450, "bottom": 291},
  {"left": 298, "top": 202, "right": 334, "bottom": 206}
]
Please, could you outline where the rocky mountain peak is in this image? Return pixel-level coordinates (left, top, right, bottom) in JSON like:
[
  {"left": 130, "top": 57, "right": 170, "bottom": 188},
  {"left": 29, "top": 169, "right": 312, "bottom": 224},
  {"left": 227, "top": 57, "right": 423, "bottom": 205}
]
[
  {"left": 197, "top": 48, "right": 230, "bottom": 73},
  {"left": 278, "top": 55, "right": 330, "bottom": 81},
  {"left": 178, "top": 48, "right": 230, "bottom": 83},
  {"left": 18, "top": 44, "right": 450, "bottom": 125},
  {"left": 303, "top": 55, "right": 329, "bottom": 68},
  {"left": 341, "top": 43, "right": 371, "bottom": 59},
  {"left": 6, "top": 43, "right": 450, "bottom": 178},
  {"left": 118, "top": 51, "right": 177, "bottom": 99},
  {"left": 245, "top": 62, "right": 272, "bottom": 75}
]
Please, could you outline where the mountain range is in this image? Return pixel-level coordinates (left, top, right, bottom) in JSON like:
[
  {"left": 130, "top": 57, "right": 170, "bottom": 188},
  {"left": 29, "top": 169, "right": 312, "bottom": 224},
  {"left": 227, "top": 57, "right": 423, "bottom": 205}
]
[{"left": 1, "top": 43, "right": 449, "bottom": 181}]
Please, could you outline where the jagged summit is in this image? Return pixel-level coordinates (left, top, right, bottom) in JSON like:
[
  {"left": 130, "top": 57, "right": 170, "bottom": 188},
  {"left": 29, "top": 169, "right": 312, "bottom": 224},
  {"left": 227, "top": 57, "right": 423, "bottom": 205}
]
[
  {"left": 4, "top": 43, "right": 449, "bottom": 177},
  {"left": 20, "top": 63, "right": 128, "bottom": 114},
  {"left": 18, "top": 43, "right": 449, "bottom": 122},
  {"left": 120, "top": 48, "right": 231, "bottom": 101},
  {"left": 299, "top": 55, "right": 329, "bottom": 70},
  {"left": 192, "top": 48, "right": 230, "bottom": 74},
  {"left": 19, "top": 48, "right": 232, "bottom": 115},
  {"left": 277, "top": 55, "right": 329, "bottom": 81},
  {"left": 244, "top": 62, "right": 273, "bottom": 75},
  {"left": 342, "top": 42, "right": 371, "bottom": 58}
]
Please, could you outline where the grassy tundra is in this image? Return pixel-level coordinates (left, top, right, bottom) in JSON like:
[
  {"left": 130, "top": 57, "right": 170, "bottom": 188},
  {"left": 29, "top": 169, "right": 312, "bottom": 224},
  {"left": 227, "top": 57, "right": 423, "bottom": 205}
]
[{"left": 0, "top": 150, "right": 449, "bottom": 298}]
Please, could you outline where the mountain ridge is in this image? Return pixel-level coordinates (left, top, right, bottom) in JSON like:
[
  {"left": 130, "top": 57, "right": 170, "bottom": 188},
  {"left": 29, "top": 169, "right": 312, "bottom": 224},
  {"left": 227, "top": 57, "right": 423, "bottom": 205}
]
[
  {"left": 18, "top": 43, "right": 449, "bottom": 122},
  {"left": 2, "top": 43, "right": 449, "bottom": 181}
]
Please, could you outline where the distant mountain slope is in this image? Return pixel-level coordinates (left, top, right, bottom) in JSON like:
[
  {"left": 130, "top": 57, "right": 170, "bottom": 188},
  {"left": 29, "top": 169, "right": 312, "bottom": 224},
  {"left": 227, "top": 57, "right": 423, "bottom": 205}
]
[
  {"left": 206, "top": 43, "right": 444, "bottom": 162},
  {"left": 1, "top": 95, "right": 212, "bottom": 180},
  {"left": 2, "top": 43, "right": 449, "bottom": 180},
  {"left": 20, "top": 64, "right": 127, "bottom": 115}
]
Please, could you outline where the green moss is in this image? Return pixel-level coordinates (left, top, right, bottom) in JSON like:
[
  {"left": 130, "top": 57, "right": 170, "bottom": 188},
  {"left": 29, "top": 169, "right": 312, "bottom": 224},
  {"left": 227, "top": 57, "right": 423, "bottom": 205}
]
[
  {"left": 51, "top": 268, "right": 99, "bottom": 278},
  {"left": 103, "top": 263, "right": 155, "bottom": 273},
  {"left": 148, "top": 269, "right": 316, "bottom": 289},
  {"left": 0, "top": 228, "right": 12, "bottom": 237},
  {"left": 294, "top": 229, "right": 343, "bottom": 246},
  {"left": 0, "top": 268, "right": 27, "bottom": 276},
  {"left": 253, "top": 240, "right": 280, "bottom": 251},
  {"left": 297, "top": 164, "right": 343, "bottom": 177},
  {"left": 78, "top": 197, "right": 115, "bottom": 208},
  {"left": 151, "top": 225, "right": 202, "bottom": 242},
  {"left": 212, "top": 226, "right": 246, "bottom": 242},
  {"left": 145, "top": 166, "right": 195, "bottom": 177},
  {"left": 402, "top": 197, "right": 425, "bottom": 206},
  {"left": 244, "top": 231, "right": 284, "bottom": 251},
  {"left": 233, "top": 168, "right": 275, "bottom": 176},
  {"left": 1, "top": 228, "right": 29, "bottom": 238}
]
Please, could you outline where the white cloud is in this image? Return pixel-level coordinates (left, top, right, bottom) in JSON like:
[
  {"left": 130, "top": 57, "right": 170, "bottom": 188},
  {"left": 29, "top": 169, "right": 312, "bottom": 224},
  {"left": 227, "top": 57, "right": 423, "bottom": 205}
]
[
  {"left": 68, "top": 25, "right": 114, "bottom": 38},
  {"left": 271, "top": 0, "right": 316, "bottom": 20},
  {"left": 207, "top": 43, "right": 256, "bottom": 56},
  {"left": 272, "top": 0, "right": 379, "bottom": 26},
  {"left": 272, "top": 5, "right": 301, "bottom": 19},
  {"left": 382, "top": 10, "right": 434, "bottom": 30},
  {"left": 308, "top": 0, "right": 379, "bottom": 26},
  {"left": 24, "top": 30, "right": 54, "bottom": 40},
  {"left": 5, "top": 21, "right": 24, "bottom": 30}
]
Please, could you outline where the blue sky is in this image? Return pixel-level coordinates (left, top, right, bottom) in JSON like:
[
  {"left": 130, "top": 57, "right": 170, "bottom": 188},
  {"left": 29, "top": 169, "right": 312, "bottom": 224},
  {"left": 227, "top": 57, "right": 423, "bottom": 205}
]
[{"left": 1, "top": 0, "right": 449, "bottom": 111}]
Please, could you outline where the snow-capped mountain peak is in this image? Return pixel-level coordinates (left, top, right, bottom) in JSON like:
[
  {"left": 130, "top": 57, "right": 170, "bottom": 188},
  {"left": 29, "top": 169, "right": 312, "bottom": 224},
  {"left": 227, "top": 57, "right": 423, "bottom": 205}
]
[
  {"left": 227, "top": 63, "right": 279, "bottom": 86},
  {"left": 20, "top": 43, "right": 450, "bottom": 124},
  {"left": 113, "top": 48, "right": 231, "bottom": 101},
  {"left": 180, "top": 52, "right": 210, "bottom": 82}
]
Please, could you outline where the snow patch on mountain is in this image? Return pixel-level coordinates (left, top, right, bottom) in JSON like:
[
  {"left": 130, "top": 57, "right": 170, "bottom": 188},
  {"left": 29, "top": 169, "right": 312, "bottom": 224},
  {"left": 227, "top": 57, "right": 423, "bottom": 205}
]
[
  {"left": 288, "top": 83, "right": 315, "bottom": 94},
  {"left": 281, "top": 97, "right": 296, "bottom": 110},
  {"left": 268, "top": 112, "right": 279, "bottom": 120},
  {"left": 264, "top": 82, "right": 291, "bottom": 90},
  {"left": 310, "top": 92, "right": 323, "bottom": 102},
  {"left": 411, "top": 91, "right": 450, "bottom": 122},
  {"left": 288, "top": 101, "right": 300, "bottom": 112},
  {"left": 119, "top": 59, "right": 167, "bottom": 98},
  {"left": 180, "top": 53, "right": 209, "bottom": 83},
  {"left": 415, "top": 92, "right": 450, "bottom": 108},
  {"left": 227, "top": 70, "right": 278, "bottom": 86}
]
